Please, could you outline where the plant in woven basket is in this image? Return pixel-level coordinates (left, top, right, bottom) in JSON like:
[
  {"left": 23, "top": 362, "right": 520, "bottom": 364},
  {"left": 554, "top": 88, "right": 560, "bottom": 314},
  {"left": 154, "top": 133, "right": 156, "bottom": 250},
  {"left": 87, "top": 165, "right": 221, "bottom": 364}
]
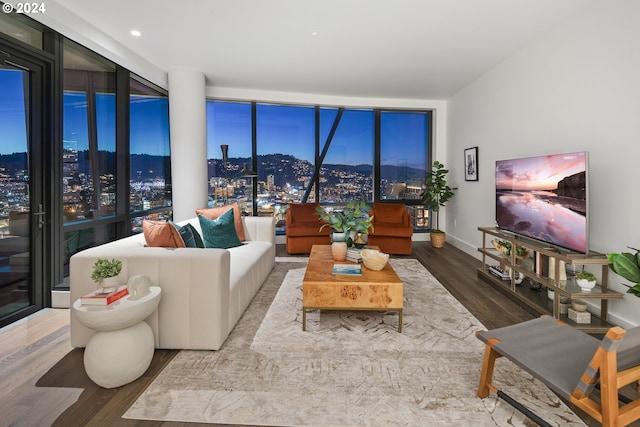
[{"left": 421, "top": 161, "right": 457, "bottom": 233}]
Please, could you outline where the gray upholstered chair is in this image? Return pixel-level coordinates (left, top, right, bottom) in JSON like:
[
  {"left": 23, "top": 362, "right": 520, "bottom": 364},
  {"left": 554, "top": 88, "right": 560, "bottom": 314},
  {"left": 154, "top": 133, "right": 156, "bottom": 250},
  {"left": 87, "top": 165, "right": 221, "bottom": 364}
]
[{"left": 476, "top": 316, "right": 640, "bottom": 427}]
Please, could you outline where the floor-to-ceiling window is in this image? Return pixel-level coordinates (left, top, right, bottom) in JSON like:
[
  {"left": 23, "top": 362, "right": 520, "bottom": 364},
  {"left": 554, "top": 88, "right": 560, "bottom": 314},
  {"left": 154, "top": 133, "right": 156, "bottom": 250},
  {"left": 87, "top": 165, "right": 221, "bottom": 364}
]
[
  {"left": 62, "top": 42, "right": 173, "bottom": 268},
  {"left": 0, "top": 59, "right": 46, "bottom": 326},
  {"left": 61, "top": 40, "right": 120, "bottom": 272},
  {"left": 206, "top": 100, "right": 431, "bottom": 232},
  {"left": 319, "top": 108, "right": 374, "bottom": 203},
  {"left": 0, "top": 12, "right": 52, "bottom": 327},
  {"left": 206, "top": 101, "right": 253, "bottom": 214},
  {"left": 1, "top": 10, "right": 173, "bottom": 325},
  {"left": 379, "top": 111, "right": 429, "bottom": 200},
  {"left": 129, "top": 76, "right": 171, "bottom": 233},
  {"left": 256, "top": 104, "right": 315, "bottom": 225}
]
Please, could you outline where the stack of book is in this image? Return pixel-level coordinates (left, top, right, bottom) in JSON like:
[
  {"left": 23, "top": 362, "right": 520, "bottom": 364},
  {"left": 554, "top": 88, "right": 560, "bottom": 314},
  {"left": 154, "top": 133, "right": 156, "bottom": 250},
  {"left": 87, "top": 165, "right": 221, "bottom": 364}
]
[
  {"left": 80, "top": 285, "right": 129, "bottom": 306},
  {"left": 346, "top": 247, "right": 363, "bottom": 263}
]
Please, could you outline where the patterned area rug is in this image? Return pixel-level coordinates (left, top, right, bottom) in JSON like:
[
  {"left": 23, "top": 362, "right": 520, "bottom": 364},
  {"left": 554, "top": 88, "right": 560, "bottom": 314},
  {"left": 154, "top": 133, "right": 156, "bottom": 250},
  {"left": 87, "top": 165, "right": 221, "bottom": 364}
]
[{"left": 124, "top": 259, "right": 585, "bottom": 426}]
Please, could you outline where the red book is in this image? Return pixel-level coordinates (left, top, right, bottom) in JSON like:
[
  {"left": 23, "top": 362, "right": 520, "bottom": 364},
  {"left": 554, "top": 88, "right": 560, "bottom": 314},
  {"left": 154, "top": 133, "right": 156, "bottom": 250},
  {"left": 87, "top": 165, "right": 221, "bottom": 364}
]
[{"left": 80, "top": 286, "right": 129, "bottom": 306}]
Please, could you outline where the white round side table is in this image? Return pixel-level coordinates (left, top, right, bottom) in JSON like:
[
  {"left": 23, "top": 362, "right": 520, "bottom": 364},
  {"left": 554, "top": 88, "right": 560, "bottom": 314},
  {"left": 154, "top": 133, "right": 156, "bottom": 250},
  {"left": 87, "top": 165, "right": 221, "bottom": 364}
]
[{"left": 72, "top": 286, "right": 161, "bottom": 388}]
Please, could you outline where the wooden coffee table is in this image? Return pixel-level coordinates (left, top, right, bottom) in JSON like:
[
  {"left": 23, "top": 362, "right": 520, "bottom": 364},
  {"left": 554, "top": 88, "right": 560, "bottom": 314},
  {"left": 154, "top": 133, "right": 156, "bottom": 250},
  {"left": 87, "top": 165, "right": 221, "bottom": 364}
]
[{"left": 302, "top": 245, "right": 403, "bottom": 332}]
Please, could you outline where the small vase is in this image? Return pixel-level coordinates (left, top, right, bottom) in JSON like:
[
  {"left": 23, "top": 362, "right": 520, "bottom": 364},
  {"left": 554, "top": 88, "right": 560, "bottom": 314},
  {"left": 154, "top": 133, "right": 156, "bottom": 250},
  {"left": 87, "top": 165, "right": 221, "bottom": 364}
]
[
  {"left": 332, "top": 232, "right": 347, "bottom": 243},
  {"left": 354, "top": 232, "right": 367, "bottom": 249},
  {"left": 98, "top": 275, "right": 120, "bottom": 294},
  {"left": 331, "top": 241, "right": 348, "bottom": 261}
]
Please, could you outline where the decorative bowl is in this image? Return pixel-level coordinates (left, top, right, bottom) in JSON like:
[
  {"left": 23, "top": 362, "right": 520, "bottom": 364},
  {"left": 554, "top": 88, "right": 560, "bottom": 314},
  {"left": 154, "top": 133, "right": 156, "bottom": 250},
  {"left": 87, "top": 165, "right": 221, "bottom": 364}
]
[
  {"left": 571, "top": 299, "right": 587, "bottom": 312},
  {"left": 361, "top": 249, "right": 389, "bottom": 271}
]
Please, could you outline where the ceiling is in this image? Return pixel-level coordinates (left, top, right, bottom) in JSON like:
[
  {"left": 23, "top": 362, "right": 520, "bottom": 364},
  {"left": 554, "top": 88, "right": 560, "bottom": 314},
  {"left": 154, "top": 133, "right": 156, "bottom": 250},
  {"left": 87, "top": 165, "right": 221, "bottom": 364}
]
[{"left": 52, "top": 0, "right": 593, "bottom": 100}]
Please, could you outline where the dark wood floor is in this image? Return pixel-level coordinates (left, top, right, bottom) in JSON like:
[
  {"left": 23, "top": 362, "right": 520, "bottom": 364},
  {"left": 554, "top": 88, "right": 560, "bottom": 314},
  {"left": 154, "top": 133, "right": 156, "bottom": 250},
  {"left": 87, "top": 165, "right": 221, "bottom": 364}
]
[{"left": 38, "top": 242, "right": 597, "bottom": 426}]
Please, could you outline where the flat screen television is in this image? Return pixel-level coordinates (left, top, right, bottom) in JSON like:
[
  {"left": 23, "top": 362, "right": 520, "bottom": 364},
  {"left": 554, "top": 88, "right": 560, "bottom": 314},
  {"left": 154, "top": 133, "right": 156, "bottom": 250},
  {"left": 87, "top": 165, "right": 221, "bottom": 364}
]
[{"left": 495, "top": 151, "right": 588, "bottom": 253}]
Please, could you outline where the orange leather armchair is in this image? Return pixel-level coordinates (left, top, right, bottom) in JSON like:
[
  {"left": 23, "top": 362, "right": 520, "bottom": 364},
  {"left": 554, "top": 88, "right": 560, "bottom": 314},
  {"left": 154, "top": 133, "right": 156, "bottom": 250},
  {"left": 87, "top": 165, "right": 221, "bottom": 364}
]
[
  {"left": 285, "top": 203, "right": 331, "bottom": 254},
  {"left": 367, "top": 203, "right": 413, "bottom": 255}
]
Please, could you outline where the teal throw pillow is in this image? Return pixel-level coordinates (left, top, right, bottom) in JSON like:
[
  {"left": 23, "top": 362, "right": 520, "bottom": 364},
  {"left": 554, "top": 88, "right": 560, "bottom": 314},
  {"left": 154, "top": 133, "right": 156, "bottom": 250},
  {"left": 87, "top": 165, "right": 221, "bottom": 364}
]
[
  {"left": 185, "top": 223, "right": 204, "bottom": 248},
  {"left": 170, "top": 222, "right": 205, "bottom": 248},
  {"left": 198, "top": 210, "right": 242, "bottom": 249}
]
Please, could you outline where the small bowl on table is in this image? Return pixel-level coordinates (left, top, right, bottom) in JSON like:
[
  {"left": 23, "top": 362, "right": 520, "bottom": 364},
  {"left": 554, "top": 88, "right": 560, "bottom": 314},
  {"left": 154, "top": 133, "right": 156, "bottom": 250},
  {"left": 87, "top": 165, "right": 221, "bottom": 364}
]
[{"left": 361, "top": 249, "right": 390, "bottom": 271}]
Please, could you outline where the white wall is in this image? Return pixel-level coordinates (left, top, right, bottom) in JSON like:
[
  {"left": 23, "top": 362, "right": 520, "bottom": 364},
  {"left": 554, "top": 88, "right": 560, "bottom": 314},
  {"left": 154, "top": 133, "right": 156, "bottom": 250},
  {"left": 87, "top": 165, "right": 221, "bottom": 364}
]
[{"left": 446, "top": 0, "right": 640, "bottom": 327}]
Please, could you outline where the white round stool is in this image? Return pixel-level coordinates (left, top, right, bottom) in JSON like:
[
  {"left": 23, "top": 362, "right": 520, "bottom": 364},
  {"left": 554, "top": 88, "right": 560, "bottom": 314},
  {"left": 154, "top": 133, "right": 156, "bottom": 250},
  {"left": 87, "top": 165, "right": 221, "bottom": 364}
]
[{"left": 72, "top": 287, "right": 161, "bottom": 388}]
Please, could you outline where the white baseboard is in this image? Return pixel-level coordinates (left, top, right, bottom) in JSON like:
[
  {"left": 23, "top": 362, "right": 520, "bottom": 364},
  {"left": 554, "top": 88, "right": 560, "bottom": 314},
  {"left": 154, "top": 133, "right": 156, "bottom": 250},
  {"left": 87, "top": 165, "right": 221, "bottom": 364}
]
[
  {"left": 52, "top": 290, "right": 70, "bottom": 308},
  {"left": 446, "top": 233, "right": 479, "bottom": 259}
]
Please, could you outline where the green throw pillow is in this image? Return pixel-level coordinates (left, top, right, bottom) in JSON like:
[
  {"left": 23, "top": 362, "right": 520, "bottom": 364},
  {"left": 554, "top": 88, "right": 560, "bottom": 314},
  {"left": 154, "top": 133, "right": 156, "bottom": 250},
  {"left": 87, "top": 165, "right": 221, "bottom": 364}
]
[
  {"left": 185, "top": 223, "right": 205, "bottom": 248},
  {"left": 170, "top": 222, "right": 205, "bottom": 248},
  {"left": 198, "top": 210, "right": 242, "bottom": 249}
]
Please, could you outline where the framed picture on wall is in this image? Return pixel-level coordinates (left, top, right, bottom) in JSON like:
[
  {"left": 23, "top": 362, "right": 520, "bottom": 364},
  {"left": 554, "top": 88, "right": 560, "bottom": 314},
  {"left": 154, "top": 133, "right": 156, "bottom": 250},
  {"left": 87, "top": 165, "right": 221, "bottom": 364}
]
[{"left": 464, "top": 147, "right": 478, "bottom": 181}]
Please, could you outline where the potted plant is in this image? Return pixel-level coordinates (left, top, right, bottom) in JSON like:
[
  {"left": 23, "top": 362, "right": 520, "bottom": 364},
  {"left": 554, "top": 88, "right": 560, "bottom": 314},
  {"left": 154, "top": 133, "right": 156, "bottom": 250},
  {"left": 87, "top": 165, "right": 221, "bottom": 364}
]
[
  {"left": 316, "top": 201, "right": 374, "bottom": 259},
  {"left": 91, "top": 258, "right": 123, "bottom": 293},
  {"left": 575, "top": 270, "right": 597, "bottom": 292},
  {"left": 491, "top": 239, "right": 529, "bottom": 259},
  {"left": 421, "top": 161, "right": 457, "bottom": 248},
  {"left": 607, "top": 246, "right": 640, "bottom": 297},
  {"left": 315, "top": 206, "right": 349, "bottom": 242},
  {"left": 315, "top": 201, "right": 374, "bottom": 243}
]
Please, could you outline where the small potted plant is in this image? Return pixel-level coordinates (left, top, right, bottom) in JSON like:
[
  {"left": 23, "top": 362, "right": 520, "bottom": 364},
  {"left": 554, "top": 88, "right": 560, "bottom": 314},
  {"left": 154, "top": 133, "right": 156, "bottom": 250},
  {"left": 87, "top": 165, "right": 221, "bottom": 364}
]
[
  {"left": 315, "top": 206, "right": 349, "bottom": 242},
  {"left": 575, "top": 270, "right": 597, "bottom": 292},
  {"left": 491, "top": 240, "right": 529, "bottom": 259},
  {"left": 91, "top": 258, "right": 123, "bottom": 293},
  {"left": 315, "top": 201, "right": 374, "bottom": 243},
  {"left": 316, "top": 202, "right": 374, "bottom": 259},
  {"left": 421, "top": 161, "right": 457, "bottom": 248}
]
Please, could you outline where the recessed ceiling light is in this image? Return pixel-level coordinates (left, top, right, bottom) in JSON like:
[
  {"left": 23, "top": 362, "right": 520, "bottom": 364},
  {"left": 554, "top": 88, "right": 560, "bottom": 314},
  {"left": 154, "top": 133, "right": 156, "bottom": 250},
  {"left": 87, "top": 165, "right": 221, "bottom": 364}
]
[
  {"left": 310, "top": 30, "right": 319, "bottom": 37},
  {"left": 130, "top": 29, "right": 142, "bottom": 37}
]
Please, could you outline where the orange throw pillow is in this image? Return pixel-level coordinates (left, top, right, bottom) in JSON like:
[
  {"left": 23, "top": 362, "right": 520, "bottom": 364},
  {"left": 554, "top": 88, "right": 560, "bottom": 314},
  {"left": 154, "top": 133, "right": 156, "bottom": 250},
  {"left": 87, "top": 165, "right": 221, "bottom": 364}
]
[
  {"left": 195, "top": 201, "right": 246, "bottom": 242},
  {"left": 142, "top": 220, "right": 186, "bottom": 248}
]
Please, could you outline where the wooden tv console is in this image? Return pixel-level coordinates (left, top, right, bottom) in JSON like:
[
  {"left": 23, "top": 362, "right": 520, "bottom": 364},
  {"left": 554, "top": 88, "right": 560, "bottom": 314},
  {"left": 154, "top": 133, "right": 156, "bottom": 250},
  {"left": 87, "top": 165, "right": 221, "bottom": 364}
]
[{"left": 477, "top": 226, "right": 623, "bottom": 333}]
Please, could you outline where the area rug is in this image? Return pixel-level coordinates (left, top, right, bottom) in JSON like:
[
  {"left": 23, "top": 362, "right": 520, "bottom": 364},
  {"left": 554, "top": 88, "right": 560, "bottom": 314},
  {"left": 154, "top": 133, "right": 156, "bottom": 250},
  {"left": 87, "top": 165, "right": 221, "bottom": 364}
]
[{"left": 124, "top": 259, "right": 585, "bottom": 426}]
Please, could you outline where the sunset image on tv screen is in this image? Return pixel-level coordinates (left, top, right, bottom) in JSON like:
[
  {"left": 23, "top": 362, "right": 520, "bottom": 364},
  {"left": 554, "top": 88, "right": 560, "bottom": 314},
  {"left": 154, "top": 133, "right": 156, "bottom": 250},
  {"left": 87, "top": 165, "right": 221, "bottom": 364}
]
[{"left": 495, "top": 151, "right": 587, "bottom": 253}]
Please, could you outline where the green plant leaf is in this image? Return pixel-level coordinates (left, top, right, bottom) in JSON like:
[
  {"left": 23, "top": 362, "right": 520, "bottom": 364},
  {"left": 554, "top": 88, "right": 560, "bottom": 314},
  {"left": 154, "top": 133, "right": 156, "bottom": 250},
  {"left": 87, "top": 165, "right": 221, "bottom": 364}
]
[
  {"left": 627, "top": 284, "right": 640, "bottom": 297},
  {"left": 610, "top": 252, "right": 640, "bottom": 284}
]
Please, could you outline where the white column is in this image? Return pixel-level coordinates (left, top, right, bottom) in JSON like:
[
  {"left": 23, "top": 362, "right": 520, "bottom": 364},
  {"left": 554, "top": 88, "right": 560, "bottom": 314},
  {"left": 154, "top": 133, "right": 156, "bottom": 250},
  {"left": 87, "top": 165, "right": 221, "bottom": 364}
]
[{"left": 168, "top": 69, "right": 208, "bottom": 222}]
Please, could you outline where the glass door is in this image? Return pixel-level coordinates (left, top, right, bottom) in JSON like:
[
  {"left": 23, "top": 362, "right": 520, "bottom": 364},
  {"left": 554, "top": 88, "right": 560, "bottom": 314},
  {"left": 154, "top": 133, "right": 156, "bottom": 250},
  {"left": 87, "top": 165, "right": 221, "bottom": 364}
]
[{"left": 0, "top": 51, "right": 46, "bottom": 327}]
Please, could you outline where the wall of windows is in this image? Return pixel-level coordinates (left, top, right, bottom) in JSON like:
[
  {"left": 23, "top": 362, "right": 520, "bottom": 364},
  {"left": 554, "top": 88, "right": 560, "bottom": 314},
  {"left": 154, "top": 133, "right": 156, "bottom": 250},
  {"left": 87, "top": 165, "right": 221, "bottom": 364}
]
[
  {"left": 62, "top": 41, "right": 172, "bottom": 268},
  {"left": 206, "top": 100, "right": 431, "bottom": 231}
]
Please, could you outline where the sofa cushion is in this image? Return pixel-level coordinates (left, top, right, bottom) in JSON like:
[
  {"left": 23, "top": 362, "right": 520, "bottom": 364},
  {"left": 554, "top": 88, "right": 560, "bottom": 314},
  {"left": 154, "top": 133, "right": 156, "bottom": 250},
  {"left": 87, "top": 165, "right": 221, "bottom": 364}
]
[
  {"left": 196, "top": 202, "right": 246, "bottom": 241},
  {"left": 198, "top": 210, "right": 243, "bottom": 249},
  {"left": 171, "top": 222, "right": 204, "bottom": 248},
  {"left": 286, "top": 221, "right": 327, "bottom": 237},
  {"left": 288, "top": 203, "right": 319, "bottom": 223},
  {"left": 143, "top": 220, "right": 186, "bottom": 248},
  {"left": 372, "top": 203, "right": 407, "bottom": 224},
  {"left": 370, "top": 222, "right": 414, "bottom": 237}
]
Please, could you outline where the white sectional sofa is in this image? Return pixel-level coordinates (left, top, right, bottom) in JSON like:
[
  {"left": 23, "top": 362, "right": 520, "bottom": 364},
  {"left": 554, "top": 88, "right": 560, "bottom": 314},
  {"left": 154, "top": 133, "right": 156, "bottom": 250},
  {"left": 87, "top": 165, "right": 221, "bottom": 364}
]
[{"left": 70, "top": 216, "right": 275, "bottom": 351}]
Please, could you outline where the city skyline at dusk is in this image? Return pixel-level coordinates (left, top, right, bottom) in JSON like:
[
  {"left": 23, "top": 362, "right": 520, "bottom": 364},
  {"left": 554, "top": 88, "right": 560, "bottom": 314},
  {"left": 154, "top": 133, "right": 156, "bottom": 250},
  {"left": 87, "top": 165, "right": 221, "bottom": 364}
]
[{"left": 2, "top": 71, "right": 427, "bottom": 174}]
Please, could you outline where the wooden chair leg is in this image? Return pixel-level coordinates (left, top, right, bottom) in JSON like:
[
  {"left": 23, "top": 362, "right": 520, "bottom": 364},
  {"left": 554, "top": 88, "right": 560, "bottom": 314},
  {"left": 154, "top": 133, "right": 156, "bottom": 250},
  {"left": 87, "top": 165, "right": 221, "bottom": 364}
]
[
  {"left": 478, "top": 338, "right": 501, "bottom": 398},
  {"left": 600, "top": 351, "right": 620, "bottom": 427}
]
